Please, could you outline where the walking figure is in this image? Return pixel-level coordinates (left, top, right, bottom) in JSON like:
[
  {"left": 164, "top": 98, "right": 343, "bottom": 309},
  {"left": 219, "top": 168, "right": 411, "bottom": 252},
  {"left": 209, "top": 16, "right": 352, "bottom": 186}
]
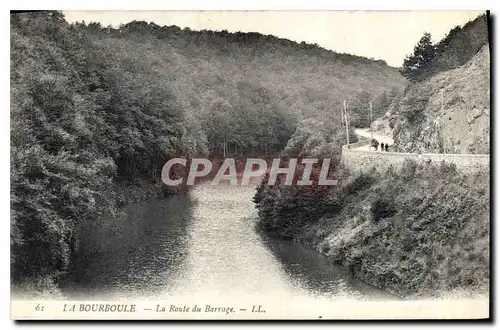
[
  {"left": 385, "top": 144, "right": 389, "bottom": 152},
  {"left": 380, "top": 142, "right": 385, "bottom": 152}
]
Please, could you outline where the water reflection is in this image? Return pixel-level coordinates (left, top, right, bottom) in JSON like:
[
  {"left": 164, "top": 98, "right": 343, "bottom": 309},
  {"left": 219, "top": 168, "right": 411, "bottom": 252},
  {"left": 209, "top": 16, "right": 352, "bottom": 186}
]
[
  {"left": 259, "top": 233, "right": 399, "bottom": 301},
  {"left": 62, "top": 193, "right": 194, "bottom": 299},
  {"left": 61, "top": 184, "right": 396, "bottom": 301},
  {"left": 165, "top": 185, "right": 298, "bottom": 298}
]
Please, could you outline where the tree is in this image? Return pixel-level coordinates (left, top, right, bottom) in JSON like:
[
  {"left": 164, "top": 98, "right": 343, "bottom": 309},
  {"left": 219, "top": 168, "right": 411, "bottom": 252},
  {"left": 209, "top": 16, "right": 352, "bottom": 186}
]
[{"left": 400, "top": 32, "right": 438, "bottom": 82}]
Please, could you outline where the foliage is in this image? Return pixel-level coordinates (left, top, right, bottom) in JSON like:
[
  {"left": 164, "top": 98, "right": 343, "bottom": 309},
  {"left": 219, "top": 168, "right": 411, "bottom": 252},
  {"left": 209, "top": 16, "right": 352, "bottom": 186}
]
[
  {"left": 400, "top": 32, "right": 438, "bottom": 82},
  {"left": 86, "top": 17, "right": 405, "bottom": 145},
  {"left": 370, "top": 196, "right": 396, "bottom": 223},
  {"left": 397, "top": 83, "right": 432, "bottom": 124},
  {"left": 400, "top": 14, "right": 488, "bottom": 83},
  {"left": 254, "top": 159, "right": 490, "bottom": 297},
  {"left": 254, "top": 163, "right": 350, "bottom": 238},
  {"left": 10, "top": 11, "right": 406, "bottom": 293},
  {"left": 10, "top": 11, "right": 194, "bottom": 288},
  {"left": 344, "top": 171, "right": 376, "bottom": 194},
  {"left": 281, "top": 118, "right": 358, "bottom": 159}
]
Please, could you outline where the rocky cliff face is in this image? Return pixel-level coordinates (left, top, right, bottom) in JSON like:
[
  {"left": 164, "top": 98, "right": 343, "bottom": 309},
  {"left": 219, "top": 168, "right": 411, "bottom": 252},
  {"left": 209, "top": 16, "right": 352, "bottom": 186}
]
[{"left": 392, "top": 44, "right": 490, "bottom": 154}]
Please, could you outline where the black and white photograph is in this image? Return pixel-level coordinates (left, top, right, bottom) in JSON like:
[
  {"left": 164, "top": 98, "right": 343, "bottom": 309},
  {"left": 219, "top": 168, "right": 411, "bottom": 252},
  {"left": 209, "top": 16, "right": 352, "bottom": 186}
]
[{"left": 9, "top": 9, "right": 491, "bottom": 320}]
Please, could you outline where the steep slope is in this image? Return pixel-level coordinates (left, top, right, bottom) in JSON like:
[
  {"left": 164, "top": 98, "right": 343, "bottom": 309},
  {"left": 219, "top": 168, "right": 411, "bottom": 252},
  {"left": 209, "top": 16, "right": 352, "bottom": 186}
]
[
  {"left": 393, "top": 44, "right": 489, "bottom": 154},
  {"left": 255, "top": 159, "right": 490, "bottom": 299}
]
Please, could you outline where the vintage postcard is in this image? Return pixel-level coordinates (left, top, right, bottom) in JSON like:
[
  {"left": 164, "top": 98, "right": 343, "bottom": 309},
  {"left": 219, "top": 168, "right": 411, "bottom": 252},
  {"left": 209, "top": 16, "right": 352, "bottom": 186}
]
[{"left": 10, "top": 10, "right": 490, "bottom": 320}]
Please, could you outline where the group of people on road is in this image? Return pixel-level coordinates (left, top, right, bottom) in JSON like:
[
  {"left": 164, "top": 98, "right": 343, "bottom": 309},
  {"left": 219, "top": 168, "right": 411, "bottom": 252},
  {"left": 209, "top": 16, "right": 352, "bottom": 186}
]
[
  {"left": 379, "top": 142, "right": 390, "bottom": 152},
  {"left": 370, "top": 139, "right": 390, "bottom": 152}
]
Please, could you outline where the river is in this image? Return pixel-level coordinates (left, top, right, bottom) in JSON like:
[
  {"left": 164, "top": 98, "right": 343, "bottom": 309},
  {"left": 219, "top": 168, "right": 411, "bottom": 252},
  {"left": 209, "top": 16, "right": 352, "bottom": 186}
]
[{"left": 63, "top": 184, "right": 397, "bottom": 303}]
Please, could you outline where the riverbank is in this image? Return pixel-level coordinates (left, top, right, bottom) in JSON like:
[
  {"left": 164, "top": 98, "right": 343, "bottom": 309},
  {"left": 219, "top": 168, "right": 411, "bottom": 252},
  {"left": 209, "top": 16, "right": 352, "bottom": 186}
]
[{"left": 254, "top": 159, "right": 490, "bottom": 299}]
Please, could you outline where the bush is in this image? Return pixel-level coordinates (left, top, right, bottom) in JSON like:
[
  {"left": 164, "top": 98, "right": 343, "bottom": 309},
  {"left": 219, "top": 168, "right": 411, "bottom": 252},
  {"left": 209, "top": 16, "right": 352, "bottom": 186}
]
[
  {"left": 400, "top": 158, "right": 418, "bottom": 180},
  {"left": 370, "top": 196, "right": 397, "bottom": 223},
  {"left": 345, "top": 171, "right": 376, "bottom": 194},
  {"left": 254, "top": 164, "right": 343, "bottom": 237},
  {"left": 255, "top": 154, "right": 490, "bottom": 298},
  {"left": 400, "top": 91, "right": 429, "bottom": 124},
  {"left": 389, "top": 119, "right": 396, "bottom": 129}
]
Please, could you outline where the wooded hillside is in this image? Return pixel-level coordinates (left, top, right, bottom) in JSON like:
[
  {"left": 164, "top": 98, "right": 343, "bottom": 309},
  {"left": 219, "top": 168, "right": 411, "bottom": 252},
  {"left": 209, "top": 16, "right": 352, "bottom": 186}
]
[{"left": 10, "top": 11, "right": 406, "bottom": 292}]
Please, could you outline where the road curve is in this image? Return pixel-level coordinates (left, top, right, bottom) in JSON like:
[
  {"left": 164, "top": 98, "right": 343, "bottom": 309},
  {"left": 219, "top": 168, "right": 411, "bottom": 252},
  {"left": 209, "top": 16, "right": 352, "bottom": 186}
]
[{"left": 352, "top": 128, "right": 394, "bottom": 151}]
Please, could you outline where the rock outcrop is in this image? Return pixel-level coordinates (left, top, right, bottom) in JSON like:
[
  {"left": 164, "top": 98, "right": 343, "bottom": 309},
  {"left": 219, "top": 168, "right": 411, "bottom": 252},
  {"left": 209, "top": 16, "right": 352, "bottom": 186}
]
[{"left": 393, "top": 44, "right": 490, "bottom": 154}]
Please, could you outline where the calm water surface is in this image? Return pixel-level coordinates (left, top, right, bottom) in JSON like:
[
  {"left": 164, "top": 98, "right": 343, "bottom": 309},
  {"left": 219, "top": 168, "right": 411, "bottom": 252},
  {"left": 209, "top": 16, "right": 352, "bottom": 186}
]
[{"left": 63, "top": 184, "right": 397, "bottom": 301}]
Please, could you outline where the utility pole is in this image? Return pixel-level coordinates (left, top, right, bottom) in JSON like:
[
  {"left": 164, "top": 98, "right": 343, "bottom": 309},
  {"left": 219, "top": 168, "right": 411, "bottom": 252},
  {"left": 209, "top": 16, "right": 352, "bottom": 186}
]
[
  {"left": 343, "top": 100, "right": 350, "bottom": 148},
  {"left": 369, "top": 101, "right": 373, "bottom": 141},
  {"left": 340, "top": 104, "right": 344, "bottom": 128}
]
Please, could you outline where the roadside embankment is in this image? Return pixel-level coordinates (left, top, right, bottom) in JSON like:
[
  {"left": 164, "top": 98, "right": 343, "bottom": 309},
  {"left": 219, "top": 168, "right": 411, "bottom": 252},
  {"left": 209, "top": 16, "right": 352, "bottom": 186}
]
[{"left": 254, "top": 159, "right": 490, "bottom": 298}]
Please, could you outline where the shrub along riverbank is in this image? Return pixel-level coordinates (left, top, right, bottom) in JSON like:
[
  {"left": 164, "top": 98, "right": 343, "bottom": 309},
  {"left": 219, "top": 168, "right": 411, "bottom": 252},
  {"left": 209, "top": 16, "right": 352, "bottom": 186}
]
[{"left": 254, "top": 159, "right": 490, "bottom": 298}]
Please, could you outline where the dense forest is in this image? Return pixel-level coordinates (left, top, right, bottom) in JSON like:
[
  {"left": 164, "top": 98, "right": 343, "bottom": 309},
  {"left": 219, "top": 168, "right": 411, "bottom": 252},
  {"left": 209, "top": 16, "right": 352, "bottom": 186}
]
[{"left": 10, "top": 11, "right": 404, "bottom": 293}]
